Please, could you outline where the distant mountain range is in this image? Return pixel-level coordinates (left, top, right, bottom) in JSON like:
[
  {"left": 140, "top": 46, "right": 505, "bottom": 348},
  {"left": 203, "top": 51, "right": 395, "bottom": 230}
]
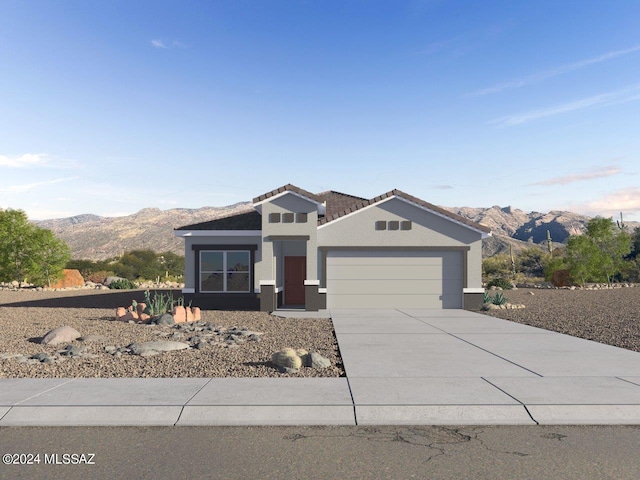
[{"left": 35, "top": 203, "right": 638, "bottom": 261}]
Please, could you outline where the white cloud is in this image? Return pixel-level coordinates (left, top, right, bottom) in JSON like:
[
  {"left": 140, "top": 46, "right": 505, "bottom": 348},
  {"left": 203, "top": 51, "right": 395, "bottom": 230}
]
[
  {"left": 0, "top": 153, "right": 49, "bottom": 168},
  {"left": 0, "top": 177, "right": 78, "bottom": 194},
  {"left": 468, "top": 44, "right": 640, "bottom": 97},
  {"left": 530, "top": 165, "right": 621, "bottom": 186},
  {"left": 575, "top": 187, "right": 640, "bottom": 218},
  {"left": 151, "top": 39, "right": 187, "bottom": 49},
  {"left": 489, "top": 83, "right": 640, "bottom": 127},
  {"left": 151, "top": 39, "right": 167, "bottom": 49}
]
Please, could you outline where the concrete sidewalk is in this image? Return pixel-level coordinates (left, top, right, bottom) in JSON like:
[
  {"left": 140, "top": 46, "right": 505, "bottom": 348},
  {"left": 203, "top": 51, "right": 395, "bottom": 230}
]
[{"left": 2, "top": 309, "right": 640, "bottom": 426}]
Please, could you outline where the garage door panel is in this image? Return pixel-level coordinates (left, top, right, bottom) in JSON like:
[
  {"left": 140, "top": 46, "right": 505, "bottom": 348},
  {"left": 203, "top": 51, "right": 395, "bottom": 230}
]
[
  {"left": 327, "top": 265, "right": 457, "bottom": 281},
  {"left": 326, "top": 250, "right": 463, "bottom": 309},
  {"left": 329, "top": 294, "right": 447, "bottom": 309},
  {"left": 329, "top": 279, "right": 445, "bottom": 295},
  {"left": 328, "top": 256, "right": 445, "bottom": 267}
]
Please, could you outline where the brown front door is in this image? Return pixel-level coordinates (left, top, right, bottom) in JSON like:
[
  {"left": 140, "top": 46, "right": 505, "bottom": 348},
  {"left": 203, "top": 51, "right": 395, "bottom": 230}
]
[{"left": 284, "top": 256, "right": 306, "bottom": 305}]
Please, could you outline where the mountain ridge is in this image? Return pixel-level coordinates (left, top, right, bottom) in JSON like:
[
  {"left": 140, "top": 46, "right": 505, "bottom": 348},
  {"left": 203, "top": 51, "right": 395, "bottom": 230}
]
[{"left": 34, "top": 204, "right": 638, "bottom": 261}]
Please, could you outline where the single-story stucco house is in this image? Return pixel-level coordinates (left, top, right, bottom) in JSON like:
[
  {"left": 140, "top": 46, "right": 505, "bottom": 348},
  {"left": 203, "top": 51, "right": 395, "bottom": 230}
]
[{"left": 174, "top": 184, "right": 491, "bottom": 312}]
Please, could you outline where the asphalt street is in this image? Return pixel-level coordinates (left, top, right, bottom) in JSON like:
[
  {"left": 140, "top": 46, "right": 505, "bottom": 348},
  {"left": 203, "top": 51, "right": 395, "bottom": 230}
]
[{"left": 1, "top": 425, "right": 640, "bottom": 479}]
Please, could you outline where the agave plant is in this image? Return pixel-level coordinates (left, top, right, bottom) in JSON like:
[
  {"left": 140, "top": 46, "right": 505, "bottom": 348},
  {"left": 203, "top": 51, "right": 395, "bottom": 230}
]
[
  {"left": 492, "top": 292, "right": 507, "bottom": 306},
  {"left": 483, "top": 292, "right": 493, "bottom": 304}
]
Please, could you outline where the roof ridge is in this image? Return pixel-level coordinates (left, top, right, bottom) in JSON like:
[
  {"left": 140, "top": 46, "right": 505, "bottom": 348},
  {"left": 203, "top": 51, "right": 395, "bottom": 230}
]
[
  {"left": 253, "top": 184, "right": 323, "bottom": 204},
  {"left": 317, "top": 189, "right": 491, "bottom": 233}
]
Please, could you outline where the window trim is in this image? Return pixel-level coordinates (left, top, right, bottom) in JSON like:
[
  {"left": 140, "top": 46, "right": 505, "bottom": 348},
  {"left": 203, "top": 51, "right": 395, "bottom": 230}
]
[
  {"left": 199, "top": 250, "right": 251, "bottom": 293},
  {"left": 192, "top": 244, "right": 257, "bottom": 294}
]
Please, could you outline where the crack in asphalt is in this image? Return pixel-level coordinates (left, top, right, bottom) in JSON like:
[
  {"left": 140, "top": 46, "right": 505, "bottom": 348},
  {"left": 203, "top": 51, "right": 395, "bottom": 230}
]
[{"left": 282, "top": 426, "right": 532, "bottom": 462}]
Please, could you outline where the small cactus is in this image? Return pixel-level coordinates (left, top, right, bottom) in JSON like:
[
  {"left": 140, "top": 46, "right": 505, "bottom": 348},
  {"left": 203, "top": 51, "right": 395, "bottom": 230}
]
[
  {"left": 546, "top": 230, "right": 553, "bottom": 253},
  {"left": 271, "top": 348, "right": 302, "bottom": 370},
  {"left": 617, "top": 212, "right": 627, "bottom": 231}
]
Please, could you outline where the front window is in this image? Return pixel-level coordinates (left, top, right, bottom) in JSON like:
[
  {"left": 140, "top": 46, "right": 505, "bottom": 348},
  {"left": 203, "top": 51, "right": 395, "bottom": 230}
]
[{"left": 200, "top": 250, "right": 250, "bottom": 292}]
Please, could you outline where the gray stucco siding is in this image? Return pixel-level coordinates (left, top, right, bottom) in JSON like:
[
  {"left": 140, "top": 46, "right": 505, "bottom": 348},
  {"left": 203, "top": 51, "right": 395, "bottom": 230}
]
[
  {"left": 261, "top": 193, "right": 319, "bottom": 282},
  {"left": 317, "top": 198, "right": 480, "bottom": 247}
]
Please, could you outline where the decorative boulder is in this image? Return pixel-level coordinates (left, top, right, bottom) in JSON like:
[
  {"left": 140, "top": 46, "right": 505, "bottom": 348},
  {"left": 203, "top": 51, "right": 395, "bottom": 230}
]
[
  {"left": 41, "top": 326, "right": 81, "bottom": 345},
  {"left": 271, "top": 348, "right": 302, "bottom": 370},
  {"left": 49, "top": 269, "right": 85, "bottom": 289},
  {"left": 307, "top": 352, "right": 331, "bottom": 369}
]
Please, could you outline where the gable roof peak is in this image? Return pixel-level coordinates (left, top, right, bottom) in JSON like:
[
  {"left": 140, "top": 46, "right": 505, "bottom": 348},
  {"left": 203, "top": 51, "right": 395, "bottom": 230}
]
[{"left": 252, "top": 183, "right": 323, "bottom": 205}]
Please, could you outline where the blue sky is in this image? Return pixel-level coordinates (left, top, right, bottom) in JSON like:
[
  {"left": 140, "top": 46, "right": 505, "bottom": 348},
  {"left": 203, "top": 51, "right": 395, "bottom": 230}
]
[{"left": 1, "top": 0, "right": 640, "bottom": 221}]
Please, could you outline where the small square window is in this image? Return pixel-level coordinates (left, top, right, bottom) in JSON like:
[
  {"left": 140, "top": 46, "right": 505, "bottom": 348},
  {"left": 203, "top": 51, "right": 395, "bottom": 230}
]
[
  {"left": 269, "top": 213, "right": 281, "bottom": 223},
  {"left": 401, "top": 221, "right": 412, "bottom": 230},
  {"left": 388, "top": 221, "right": 399, "bottom": 231},
  {"left": 375, "top": 221, "right": 386, "bottom": 231},
  {"left": 282, "top": 212, "right": 294, "bottom": 223},
  {"left": 296, "top": 213, "right": 308, "bottom": 223}
]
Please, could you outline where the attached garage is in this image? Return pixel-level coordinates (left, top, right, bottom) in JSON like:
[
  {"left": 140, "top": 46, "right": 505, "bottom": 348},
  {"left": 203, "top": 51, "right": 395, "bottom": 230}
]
[{"left": 326, "top": 250, "right": 464, "bottom": 309}]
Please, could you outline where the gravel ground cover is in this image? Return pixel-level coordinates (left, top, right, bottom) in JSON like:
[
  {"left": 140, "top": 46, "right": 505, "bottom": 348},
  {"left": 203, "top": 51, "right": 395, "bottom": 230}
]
[
  {"left": 485, "top": 287, "right": 640, "bottom": 352},
  {"left": 0, "top": 289, "right": 344, "bottom": 378}
]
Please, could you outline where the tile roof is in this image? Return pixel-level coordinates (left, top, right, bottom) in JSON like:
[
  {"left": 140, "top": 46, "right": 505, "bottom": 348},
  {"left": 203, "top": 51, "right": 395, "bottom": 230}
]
[
  {"left": 175, "top": 210, "right": 262, "bottom": 231},
  {"left": 318, "top": 189, "right": 492, "bottom": 233},
  {"left": 253, "top": 184, "right": 323, "bottom": 204},
  {"left": 316, "top": 190, "right": 368, "bottom": 217},
  {"left": 176, "top": 185, "right": 490, "bottom": 234}
]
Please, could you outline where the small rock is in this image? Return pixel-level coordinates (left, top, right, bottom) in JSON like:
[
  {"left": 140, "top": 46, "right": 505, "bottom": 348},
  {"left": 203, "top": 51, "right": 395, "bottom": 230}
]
[
  {"left": 127, "top": 341, "right": 190, "bottom": 356},
  {"left": 79, "top": 335, "right": 109, "bottom": 343},
  {"left": 31, "top": 353, "right": 52, "bottom": 363},
  {"left": 59, "top": 345, "right": 83, "bottom": 357},
  {"left": 155, "top": 313, "right": 175, "bottom": 326}
]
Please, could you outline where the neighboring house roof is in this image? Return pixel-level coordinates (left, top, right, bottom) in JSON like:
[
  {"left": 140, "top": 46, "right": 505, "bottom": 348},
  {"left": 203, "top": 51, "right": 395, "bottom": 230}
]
[
  {"left": 318, "top": 188, "right": 492, "bottom": 234},
  {"left": 175, "top": 210, "right": 262, "bottom": 231},
  {"left": 253, "top": 184, "right": 323, "bottom": 205}
]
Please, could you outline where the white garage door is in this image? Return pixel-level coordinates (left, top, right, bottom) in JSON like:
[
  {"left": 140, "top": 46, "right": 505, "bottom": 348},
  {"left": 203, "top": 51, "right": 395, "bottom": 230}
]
[{"left": 326, "top": 250, "right": 463, "bottom": 309}]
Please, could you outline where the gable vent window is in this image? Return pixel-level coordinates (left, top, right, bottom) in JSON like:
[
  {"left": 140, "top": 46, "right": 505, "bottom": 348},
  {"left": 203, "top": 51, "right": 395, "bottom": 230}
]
[
  {"left": 268, "top": 213, "right": 281, "bottom": 223},
  {"left": 401, "top": 221, "right": 412, "bottom": 230},
  {"left": 296, "top": 213, "right": 308, "bottom": 223},
  {"left": 388, "top": 221, "right": 400, "bottom": 231},
  {"left": 282, "top": 213, "right": 294, "bottom": 223},
  {"left": 375, "top": 221, "right": 387, "bottom": 231}
]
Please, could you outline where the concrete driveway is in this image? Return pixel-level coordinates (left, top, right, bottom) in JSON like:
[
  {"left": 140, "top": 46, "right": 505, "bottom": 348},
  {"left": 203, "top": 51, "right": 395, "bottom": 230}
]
[{"left": 331, "top": 308, "right": 640, "bottom": 425}]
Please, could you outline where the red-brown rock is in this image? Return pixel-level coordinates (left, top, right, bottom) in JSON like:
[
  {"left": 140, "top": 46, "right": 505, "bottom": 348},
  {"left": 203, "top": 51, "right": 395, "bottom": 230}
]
[{"left": 49, "top": 269, "right": 85, "bottom": 289}]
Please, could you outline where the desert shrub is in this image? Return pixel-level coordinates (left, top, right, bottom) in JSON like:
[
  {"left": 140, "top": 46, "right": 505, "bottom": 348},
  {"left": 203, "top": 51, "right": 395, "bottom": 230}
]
[
  {"left": 551, "top": 269, "right": 574, "bottom": 287},
  {"left": 517, "top": 247, "right": 547, "bottom": 278},
  {"left": 482, "top": 254, "right": 512, "bottom": 280},
  {"left": 544, "top": 256, "right": 568, "bottom": 282},
  {"left": 85, "top": 270, "right": 114, "bottom": 284},
  {"left": 108, "top": 278, "right": 137, "bottom": 290},
  {"left": 487, "top": 277, "right": 513, "bottom": 290}
]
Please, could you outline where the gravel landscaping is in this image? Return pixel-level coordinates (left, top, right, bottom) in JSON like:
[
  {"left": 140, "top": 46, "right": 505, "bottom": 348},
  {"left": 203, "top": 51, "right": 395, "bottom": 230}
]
[
  {"left": 0, "top": 289, "right": 344, "bottom": 379},
  {"left": 484, "top": 287, "right": 640, "bottom": 352}
]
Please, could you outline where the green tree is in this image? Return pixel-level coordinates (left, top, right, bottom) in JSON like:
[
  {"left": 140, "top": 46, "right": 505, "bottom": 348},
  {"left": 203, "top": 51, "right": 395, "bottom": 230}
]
[
  {"left": 0, "top": 208, "right": 70, "bottom": 285},
  {"left": 30, "top": 228, "right": 71, "bottom": 286},
  {"left": 566, "top": 216, "right": 631, "bottom": 286}
]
